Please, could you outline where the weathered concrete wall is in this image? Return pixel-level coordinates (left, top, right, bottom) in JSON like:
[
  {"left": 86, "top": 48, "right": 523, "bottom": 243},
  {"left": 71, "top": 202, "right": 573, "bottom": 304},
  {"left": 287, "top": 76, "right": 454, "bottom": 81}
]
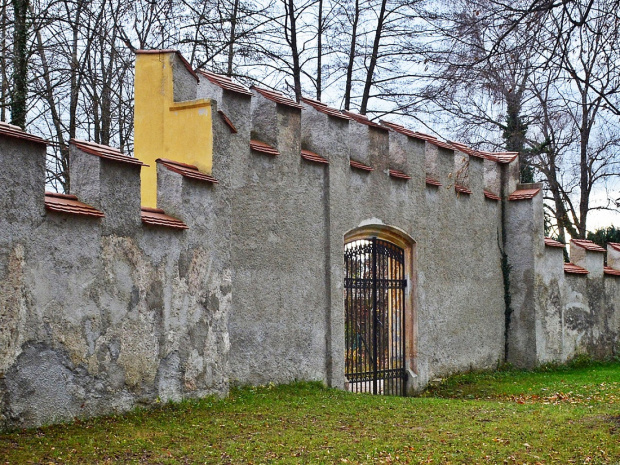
[
  {"left": 506, "top": 186, "right": 620, "bottom": 367},
  {"left": 2, "top": 49, "right": 620, "bottom": 429},
  {"left": 199, "top": 80, "right": 509, "bottom": 394},
  {"left": 533, "top": 253, "right": 620, "bottom": 364},
  {"left": 505, "top": 184, "right": 546, "bottom": 367},
  {"left": 0, "top": 133, "right": 231, "bottom": 429},
  {"left": 210, "top": 88, "right": 331, "bottom": 386}
]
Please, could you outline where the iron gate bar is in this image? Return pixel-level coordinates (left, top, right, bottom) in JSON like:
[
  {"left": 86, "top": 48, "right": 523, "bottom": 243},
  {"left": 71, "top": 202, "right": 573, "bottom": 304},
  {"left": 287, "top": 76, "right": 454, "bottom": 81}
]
[
  {"left": 372, "top": 237, "right": 377, "bottom": 394},
  {"left": 344, "top": 237, "right": 407, "bottom": 396}
]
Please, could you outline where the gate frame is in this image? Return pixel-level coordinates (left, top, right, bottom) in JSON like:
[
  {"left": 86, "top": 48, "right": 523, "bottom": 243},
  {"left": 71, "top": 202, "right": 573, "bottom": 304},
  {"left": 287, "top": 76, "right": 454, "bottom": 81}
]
[{"left": 344, "top": 224, "right": 418, "bottom": 392}]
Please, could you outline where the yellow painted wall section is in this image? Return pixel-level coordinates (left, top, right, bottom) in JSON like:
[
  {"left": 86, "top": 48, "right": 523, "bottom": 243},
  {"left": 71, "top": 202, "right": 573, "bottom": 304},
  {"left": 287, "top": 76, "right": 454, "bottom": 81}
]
[{"left": 134, "top": 52, "right": 213, "bottom": 208}]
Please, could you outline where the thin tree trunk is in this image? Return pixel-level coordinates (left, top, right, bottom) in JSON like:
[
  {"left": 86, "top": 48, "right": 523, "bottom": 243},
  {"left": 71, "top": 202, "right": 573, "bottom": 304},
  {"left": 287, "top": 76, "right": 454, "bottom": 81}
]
[
  {"left": 359, "top": 0, "right": 387, "bottom": 115},
  {"left": 1, "top": 0, "right": 8, "bottom": 121},
  {"left": 344, "top": 0, "right": 359, "bottom": 110},
  {"left": 285, "top": 0, "right": 302, "bottom": 102},
  {"left": 11, "top": 0, "right": 29, "bottom": 128},
  {"left": 578, "top": 99, "right": 590, "bottom": 238},
  {"left": 316, "top": 0, "right": 323, "bottom": 100},
  {"left": 100, "top": 40, "right": 116, "bottom": 146},
  {"left": 546, "top": 161, "right": 580, "bottom": 240},
  {"left": 227, "top": 0, "right": 240, "bottom": 76},
  {"left": 33, "top": 17, "right": 71, "bottom": 191},
  {"left": 68, "top": 0, "right": 84, "bottom": 140}
]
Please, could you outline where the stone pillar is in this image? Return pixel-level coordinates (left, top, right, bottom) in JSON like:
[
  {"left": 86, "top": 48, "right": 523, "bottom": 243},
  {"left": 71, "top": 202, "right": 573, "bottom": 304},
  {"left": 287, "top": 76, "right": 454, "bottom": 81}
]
[
  {"left": 504, "top": 183, "right": 544, "bottom": 367},
  {"left": 570, "top": 240, "right": 605, "bottom": 278},
  {"left": 0, "top": 132, "right": 46, "bottom": 233},
  {"left": 70, "top": 143, "right": 142, "bottom": 236},
  {"left": 607, "top": 243, "right": 620, "bottom": 270}
]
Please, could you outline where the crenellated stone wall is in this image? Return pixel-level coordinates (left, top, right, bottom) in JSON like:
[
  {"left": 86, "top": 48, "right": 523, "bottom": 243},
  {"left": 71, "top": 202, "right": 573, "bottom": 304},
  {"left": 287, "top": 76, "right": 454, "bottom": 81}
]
[
  {"left": 0, "top": 49, "right": 619, "bottom": 429},
  {"left": 0, "top": 129, "right": 231, "bottom": 429},
  {"left": 505, "top": 186, "right": 620, "bottom": 367}
]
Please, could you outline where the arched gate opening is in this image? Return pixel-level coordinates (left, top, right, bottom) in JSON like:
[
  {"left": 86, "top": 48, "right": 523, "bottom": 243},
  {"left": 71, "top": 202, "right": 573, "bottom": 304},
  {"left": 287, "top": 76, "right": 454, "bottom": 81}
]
[{"left": 344, "top": 237, "right": 407, "bottom": 396}]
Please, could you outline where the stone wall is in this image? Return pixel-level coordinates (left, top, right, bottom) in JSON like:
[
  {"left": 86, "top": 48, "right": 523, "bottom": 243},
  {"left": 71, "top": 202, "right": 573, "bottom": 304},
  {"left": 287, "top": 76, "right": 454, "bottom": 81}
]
[
  {"left": 506, "top": 185, "right": 620, "bottom": 367},
  {"left": 0, "top": 49, "right": 619, "bottom": 429},
  {"left": 0, "top": 129, "right": 231, "bottom": 429},
  {"left": 197, "top": 75, "right": 509, "bottom": 392}
]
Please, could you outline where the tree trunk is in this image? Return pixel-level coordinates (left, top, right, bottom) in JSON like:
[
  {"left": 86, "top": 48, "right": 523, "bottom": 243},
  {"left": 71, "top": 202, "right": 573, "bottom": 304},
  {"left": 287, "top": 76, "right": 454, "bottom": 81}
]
[
  {"left": 343, "top": 0, "right": 359, "bottom": 110},
  {"left": 545, "top": 159, "right": 580, "bottom": 240},
  {"left": 316, "top": 0, "right": 323, "bottom": 100},
  {"left": 33, "top": 17, "right": 70, "bottom": 191},
  {"left": 503, "top": 92, "right": 532, "bottom": 182},
  {"left": 68, "top": 0, "right": 84, "bottom": 140},
  {"left": 11, "top": 0, "right": 29, "bottom": 129},
  {"left": 578, "top": 98, "right": 590, "bottom": 238},
  {"left": 1, "top": 0, "right": 8, "bottom": 121},
  {"left": 359, "top": 0, "right": 387, "bottom": 115},
  {"left": 285, "top": 0, "right": 302, "bottom": 102},
  {"left": 227, "top": 0, "right": 240, "bottom": 76}
]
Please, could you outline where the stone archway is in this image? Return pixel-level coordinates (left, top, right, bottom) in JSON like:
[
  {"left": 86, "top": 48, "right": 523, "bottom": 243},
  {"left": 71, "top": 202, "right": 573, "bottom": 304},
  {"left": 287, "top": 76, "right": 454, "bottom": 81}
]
[{"left": 344, "top": 225, "right": 416, "bottom": 395}]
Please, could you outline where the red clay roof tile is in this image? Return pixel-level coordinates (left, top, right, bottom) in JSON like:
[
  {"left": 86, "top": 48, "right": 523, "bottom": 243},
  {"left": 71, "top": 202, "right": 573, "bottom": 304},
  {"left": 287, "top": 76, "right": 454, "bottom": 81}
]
[
  {"left": 455, "top": 184, "right": 472, "bottom": 195},
  {"left": 571, "top": 239, "right": 606, "bottom": 252},
  {"left": 250, "top": 139, "right": 279, "bottom": 156},
  {"left": 45, "top": 192, "right": 104, "bottom": 218},
  {"left": 412, "top": 132, "right": 453, "bottom": 150},
  {"left": 484, "top": 190, "right": 501, "bottom": 201},
  {"left": 604, "top": 266, "right": 620, "bottom": 276},
  {"left": 379, "top": 121, "right": 457, "bottom": 150},
  {"left": 608, "top": 242, "right": 620, "bottom": 252},
  {"left": 449, "top": 141, "right": 485, "bottom": 159},
  {"left": 508, "top": 188, "right": 540, "bottom": 200},
  {"left": 71, "top": 139, "right": 145, "bottom": 166},
  {"left": 251, "top": 86, "right": 302, "bottom": 109},
  {"left": 301, "top": 97, "right": 351, "bottom": 120},
  {"left": 380, "top": 120, "right": 418, "bottom": 138},
  {"left": 141, "top": 207, "right": 188, "bottom": 230},
  {"left": 388, "top": 169, "right": 411, "bottom": 180},
  {"left": 217, "top": 110, "right": 238, "bottom": 133},
  {"left": 483, "top": 152, "right": 519, "bottom": 164},
  {"left": 564, "top": 263, "right": 589, "bottom": 275},
  {"left": 136, "top": 49, "right": 198, "bottom": 82},
  {"left": 343, "top": 111, "right": 388, "bottom": 131},
  {"left": 0, "top": 121, "right": 47, "bottom": 145},
  {"left": 545, "top": 237, "right": 566, "bottom": 248},
  {"left": 301, "top": 149, "right": 328, "bottom": 164},
  {"left": 426, "top": 176, "right": 442, "bottom": 187},
  {"left": 197, "top": 70, "right": 252, "bottom": 96},
  {"left": 350, "top": 159, "right": 373, "bottom": 171},
  {"left": 448, "top": 141, "right": 518, "bottom": 164},
  {"left": 156, "top": 158, "right": 218, "bottom": 183},
  {"left": 416, "top": 132, "right": 454, "bottom": 150}
]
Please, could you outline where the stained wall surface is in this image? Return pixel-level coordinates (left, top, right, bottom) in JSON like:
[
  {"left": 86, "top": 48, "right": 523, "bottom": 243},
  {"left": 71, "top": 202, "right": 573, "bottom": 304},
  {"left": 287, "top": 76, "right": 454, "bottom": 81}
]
[
  {"left": 0, "top": 131, "right": 230, "bottom": 429},
  {"left": 505, "top": 189, "right": 620, "bottom": 367},
  {"left": 197, "top": 77, "right": 508, "bottom": 392},
  {"left": 1, "top": 50, "right": 619, "bottom": 429}
]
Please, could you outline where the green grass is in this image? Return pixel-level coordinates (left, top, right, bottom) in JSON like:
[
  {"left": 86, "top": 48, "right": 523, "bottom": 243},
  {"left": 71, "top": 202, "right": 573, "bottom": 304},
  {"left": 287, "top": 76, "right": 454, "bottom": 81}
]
[{"left": 1, "top": 361, "right": 620, "bottom": 464}]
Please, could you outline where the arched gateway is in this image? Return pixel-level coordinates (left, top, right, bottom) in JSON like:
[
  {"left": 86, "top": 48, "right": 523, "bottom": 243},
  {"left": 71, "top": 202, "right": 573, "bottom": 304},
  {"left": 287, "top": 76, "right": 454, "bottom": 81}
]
[{"left": 344, "top": 226, "right": 414, "bottom": 396}]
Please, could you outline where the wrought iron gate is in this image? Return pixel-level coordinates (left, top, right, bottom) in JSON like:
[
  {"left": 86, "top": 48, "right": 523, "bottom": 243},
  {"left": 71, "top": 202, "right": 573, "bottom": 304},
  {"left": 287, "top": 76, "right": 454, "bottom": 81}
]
[{"left": 344, "top": 237, "right": 407, "bottom": 396}]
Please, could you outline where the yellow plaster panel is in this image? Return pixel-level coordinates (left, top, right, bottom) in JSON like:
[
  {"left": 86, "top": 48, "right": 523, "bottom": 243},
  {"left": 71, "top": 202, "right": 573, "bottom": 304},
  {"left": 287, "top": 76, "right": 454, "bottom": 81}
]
[
  {"left": 167, "top": 100, "right": 213, "bottom": 174},
  {"left": 134, "top": 52, "right": 213, "bottom": 208}
]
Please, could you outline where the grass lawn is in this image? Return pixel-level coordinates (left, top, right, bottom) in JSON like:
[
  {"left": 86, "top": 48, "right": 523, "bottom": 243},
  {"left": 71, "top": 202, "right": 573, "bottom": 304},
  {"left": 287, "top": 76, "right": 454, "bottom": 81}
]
[{"left": 1, "top": 360, "right": 619, "bottom": 464}]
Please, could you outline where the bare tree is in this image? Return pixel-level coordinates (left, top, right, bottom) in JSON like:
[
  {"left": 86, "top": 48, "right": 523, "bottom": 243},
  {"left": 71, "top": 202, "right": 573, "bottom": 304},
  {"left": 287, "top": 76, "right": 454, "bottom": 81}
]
[
  {"left": 416, "top": 0, "right": 537, "bottom": 179},
  {"left": 418, "top": 0, "right": 620, "bottom": 237},
  {"left": 11, "top": 0, "right": 29, "bottom": 128},
  {"left": 342, "top": 0, "right": 360, "bottom": 110},
  {"left": 530, "top": 1, "right": 620, "bottom": 238},
  {"left": 358, "top": 0, "right": 387, "bottom": 114},
  {"left": 0, "top": 0, "right": 10, "bottom": 121}
]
